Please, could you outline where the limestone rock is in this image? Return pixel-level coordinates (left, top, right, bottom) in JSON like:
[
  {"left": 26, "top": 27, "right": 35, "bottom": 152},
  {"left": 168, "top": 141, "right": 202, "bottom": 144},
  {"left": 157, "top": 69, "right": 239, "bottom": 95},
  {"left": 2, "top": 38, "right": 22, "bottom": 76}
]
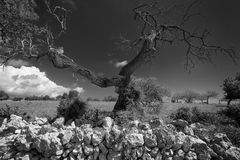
[
  {"left": 173, "top": 149, "right": 184, "bottom": 160},
  {"left": 83, "top": 144, "right": 94, "bottom": 156},
  {"left": 185, "top": 151, "right": 197, "bottom": 160},
  {"left": 59, "top": 129, "right": 73, "bottom": 145},
  {"left": 125, "top": 133, "right": 144, "bottom": 147},
  {"left": 92, "top": 128, "right": 105, "bottom": 146},
  {"left": 101, "top": 117, "right": 113, "bottom": 130},
  {"left": 33, "top": 132, "right": 63, "bottom": 157},
  {"left": 52, "top": 117, "right": 64, "bottom": 129},
  {"left": 33, "top": 117, "right": 48, "bottom": 126},
  {"left": 99, "top": 153, "right": 107, "bottom": 160},
  {"left": 107, "top": 150, "right": 122, "bottom": 160},
  {"left": 6, "top": 115, "right": 27, "bottom": 132},
  {"left": 144, "top": 133, "right": 157, "bottom": 148},
  {"left": 99, "top": 143, "right": 108, "bottom": 154},
  {"left": 226, "top": 146, "right": 240, "bottom": 160}
]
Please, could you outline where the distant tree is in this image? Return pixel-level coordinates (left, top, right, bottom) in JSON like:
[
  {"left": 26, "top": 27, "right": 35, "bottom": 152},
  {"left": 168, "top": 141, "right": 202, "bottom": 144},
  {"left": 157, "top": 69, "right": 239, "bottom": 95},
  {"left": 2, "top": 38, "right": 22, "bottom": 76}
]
[
  {"left": 103, "top": 96, "right": 118, "bottom": 102},
  {"left": 56, "top": 95, "right": 63, "bottom": 100},
  {"left": 172, "top": 93, "right": 183, "bottom": 103},
  {"left": 86, "top": 97, "right": 92, "bottom": 101},
  {"left": 0, "top": 0, "right": 237, "bottom": 112},
  {"left": 0, "top": 90, "right": 9, "bottom": 101},
  {"left": 130, "top": 77, "right": 171, "bottom": 105},
  {"left": 181, "top": 90, "right": 198, "bottom": 103},
  {"left": 196, "top": 93, "right": 207, "bottom": 104},
  {"left": 42, "top": 95, "right": 51, "bottom": 101},
  {"left": 12, "top": 97, "right": 23, "bottom": 101},
  {"left": 62, "top": 93, "right": 68, "bottom": 99},
  {"left": 92, "top": 98, "right": 100, "bottom": 101},
  {"left": 222, "top": 73, "right": 240, "bottom": 105},
  {"left": 68, "top": 90, "right": 79, "bottom": 99},
  {"left": 205, "top": 91, "right": 218, "bottom": 104}
]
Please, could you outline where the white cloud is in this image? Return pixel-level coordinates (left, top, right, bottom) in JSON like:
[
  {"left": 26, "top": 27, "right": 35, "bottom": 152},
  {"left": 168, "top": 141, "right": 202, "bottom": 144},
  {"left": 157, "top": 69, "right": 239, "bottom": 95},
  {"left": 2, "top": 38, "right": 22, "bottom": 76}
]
[
  {"left": 73, "top": 87, "right": 84, "bottom": 94},
  {"left": 0, "top": 66, "right": 84, "bottom": 97},
  {"left": 115, "top": 60, "right": 128, "bottom": 68}
]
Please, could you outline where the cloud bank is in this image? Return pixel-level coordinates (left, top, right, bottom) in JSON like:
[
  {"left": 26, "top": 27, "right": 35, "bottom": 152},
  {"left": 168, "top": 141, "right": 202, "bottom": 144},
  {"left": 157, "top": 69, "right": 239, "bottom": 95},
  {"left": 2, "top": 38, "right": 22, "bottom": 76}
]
[{"left": 0, "top": 66, "right": 84, "bottom": 97}]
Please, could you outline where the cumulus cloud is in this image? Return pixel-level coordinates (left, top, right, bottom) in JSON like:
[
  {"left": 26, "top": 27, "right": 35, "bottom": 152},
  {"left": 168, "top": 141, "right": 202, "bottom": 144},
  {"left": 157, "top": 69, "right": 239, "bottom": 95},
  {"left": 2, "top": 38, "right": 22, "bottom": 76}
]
[
  {"left": 0, "top": 66, "right": 84, "bottom": 97},
  {"left": 115, "top": 60, "right": 128, "bottom": 68},
  {"left": 73, "top": 87, "right": 84, "bottom": 94}
]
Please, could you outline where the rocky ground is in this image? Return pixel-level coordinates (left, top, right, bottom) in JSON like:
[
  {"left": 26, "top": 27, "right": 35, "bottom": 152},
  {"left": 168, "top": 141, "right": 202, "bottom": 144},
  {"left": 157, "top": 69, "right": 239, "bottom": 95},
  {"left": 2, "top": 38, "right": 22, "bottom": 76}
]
[{"left": 0, "top": 115, "right": 240, "bottom": 160}]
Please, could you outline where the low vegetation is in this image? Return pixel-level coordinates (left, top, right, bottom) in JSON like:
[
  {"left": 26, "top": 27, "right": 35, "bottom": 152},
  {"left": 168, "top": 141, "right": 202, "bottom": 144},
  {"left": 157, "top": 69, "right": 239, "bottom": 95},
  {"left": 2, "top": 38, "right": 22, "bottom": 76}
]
[{"left": 170, "top": 105, "right": 240, "bottom": 147}]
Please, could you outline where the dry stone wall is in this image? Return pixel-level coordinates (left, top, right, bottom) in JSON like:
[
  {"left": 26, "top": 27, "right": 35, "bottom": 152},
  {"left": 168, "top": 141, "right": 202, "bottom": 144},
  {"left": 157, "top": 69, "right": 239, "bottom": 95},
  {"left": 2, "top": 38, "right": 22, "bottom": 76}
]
[{"left": 0, "top": 115, "right": 240, "bottom": 160}]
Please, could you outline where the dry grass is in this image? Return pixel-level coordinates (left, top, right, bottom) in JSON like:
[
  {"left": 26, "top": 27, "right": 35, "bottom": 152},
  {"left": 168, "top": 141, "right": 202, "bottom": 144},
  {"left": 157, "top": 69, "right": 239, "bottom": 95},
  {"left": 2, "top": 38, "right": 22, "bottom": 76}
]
[{"left": 0, "top": 100, "right": 227, "bottom": 119}]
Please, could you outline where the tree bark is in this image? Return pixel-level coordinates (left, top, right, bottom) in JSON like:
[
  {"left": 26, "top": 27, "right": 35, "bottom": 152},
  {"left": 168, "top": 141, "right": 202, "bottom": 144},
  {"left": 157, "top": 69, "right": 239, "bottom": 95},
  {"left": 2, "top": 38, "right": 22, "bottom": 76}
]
[
  {"left": 48, "top": 47, "right": 126, "bottom": 88},
  {"left": 206, "top": 97, "right": 209, "bottom": 104},
  {"left": 227, "top": 99, "right": 232, "bottom": 106},
  {"left": 113, "top": 32, "right": 158, "bottom": 111}
]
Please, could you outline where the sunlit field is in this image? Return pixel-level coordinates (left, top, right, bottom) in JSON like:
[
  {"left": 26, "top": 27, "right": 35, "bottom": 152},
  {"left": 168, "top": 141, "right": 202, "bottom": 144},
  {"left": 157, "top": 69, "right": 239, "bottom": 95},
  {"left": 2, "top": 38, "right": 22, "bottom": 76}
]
[{"left": 0, "top": 100, "right": 227, "bottom": 119}]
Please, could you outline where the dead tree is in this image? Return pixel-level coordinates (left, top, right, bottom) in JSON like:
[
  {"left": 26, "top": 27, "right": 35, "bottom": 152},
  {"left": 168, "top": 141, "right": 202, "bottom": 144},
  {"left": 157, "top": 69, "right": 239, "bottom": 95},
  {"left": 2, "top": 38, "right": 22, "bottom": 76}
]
[{"left": 0, "top": 0, "right": 237, "bottom": 112}]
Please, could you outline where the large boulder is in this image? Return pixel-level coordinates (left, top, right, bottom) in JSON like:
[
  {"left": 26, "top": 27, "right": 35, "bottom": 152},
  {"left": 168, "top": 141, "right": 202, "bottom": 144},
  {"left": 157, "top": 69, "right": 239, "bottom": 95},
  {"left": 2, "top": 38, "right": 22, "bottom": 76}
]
[
  {"left": 33, "top": 132, "right": 63, "bottom": 157},
  {"left": 6, "top": 115, "right": 28, "bottom": 132}
]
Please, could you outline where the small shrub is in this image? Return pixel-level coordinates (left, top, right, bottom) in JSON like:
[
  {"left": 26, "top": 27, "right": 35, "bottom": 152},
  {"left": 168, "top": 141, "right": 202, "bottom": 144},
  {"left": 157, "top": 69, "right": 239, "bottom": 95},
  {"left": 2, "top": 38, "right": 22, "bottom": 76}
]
[
  {"left": 170, "top": 106, "right": 236, "bottom": 126},
  {"left": 219, "top": 105, "right": 240, "bottom": 125},
  {"left": 113, "top": 110, "right": 136, "bottom": 126},
  {"left": 0, "top": 104, "right": 22, "bottom": 119},
  {"left": 57, "top": 98, "right": 88, "bottom": 124},
  {"left": 170, "top": 107, "right": 192, "bottom": 123},
  {"left": 12, "top": 97, "right": 23, "bottom": 101},
  {"left": 216, "top": 125, "right": 240, "bottom": 147}
]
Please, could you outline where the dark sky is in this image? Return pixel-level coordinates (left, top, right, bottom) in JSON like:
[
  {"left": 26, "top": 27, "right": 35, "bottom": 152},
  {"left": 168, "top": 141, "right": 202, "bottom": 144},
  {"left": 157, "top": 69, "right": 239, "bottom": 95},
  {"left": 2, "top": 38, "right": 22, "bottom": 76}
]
[{"left": 35, "top": 0, "right": 240, "bottom": 99}]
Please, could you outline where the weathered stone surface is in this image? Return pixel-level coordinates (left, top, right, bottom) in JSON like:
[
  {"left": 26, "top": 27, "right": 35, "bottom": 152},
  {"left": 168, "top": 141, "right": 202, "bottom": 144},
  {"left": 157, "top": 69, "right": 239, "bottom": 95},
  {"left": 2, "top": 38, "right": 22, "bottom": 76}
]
[
  {"left": 99, "top": 153, "right": 107, "bottom": 160},
  {"left": 92, "top": 128, "right": 105, "bottom": 146},
  {"left": 15, "top": 134, "right": 32, "bottom": 151},
  {"left": 226, "top": 146, "right": 240, "bottom": 160},
  {"left": 101, "top": 117, "right": 113, "bottom": 130},
  {"left": 99, "top": 143, "right": 108, "bottom": 154},
  {"left": 72, "top": 144, "right": 82, "bottom": 156},
  {"left": 33, "top": 117, "right": 48, "bottom": 126},
  {"left": 59, "top": 129, "right": 73, "bottom": 145},
  {"left": 33, "top": 132, "right": 63, "bottom": 157},
  {"left": 83, "top": 144, "right": 94, "bottom": 156},
  {"left": 142, "top": 152, "right": 153, "bottom": 160},
  {"left": 107, "top": 150, "right": 122, "bottom": 160},
  {"left": 125, "top": 133, "right": 144, "bottom": 147},
  {"left": 150, "top": 147, "right": 158, "bottom": 157},
  {"left": 93, "top": 146, "right": 99, "bottom": 160},
  {"left": 52, "top": 117, "right": 64, "bottom": 129},
  {"left": 6, "top": 115, "right": 27, "bottom": 132},
  {"left": 173, "top": 149, "right": 184, "bottom": 160},
  {"left": 72, "top": 127, "right": 84, "bottom": 143},
  {"left": 185, "top": 151, "right": 197, "bottom": 160},
  {"left": 172, "top": 132, "right": 186, "bottom": 151},
  {"left": 144, "top": 133, "right": 157, "bottom": 148},
  {"left": 1, "top": 114, "right": 240, "bottom": 160}
]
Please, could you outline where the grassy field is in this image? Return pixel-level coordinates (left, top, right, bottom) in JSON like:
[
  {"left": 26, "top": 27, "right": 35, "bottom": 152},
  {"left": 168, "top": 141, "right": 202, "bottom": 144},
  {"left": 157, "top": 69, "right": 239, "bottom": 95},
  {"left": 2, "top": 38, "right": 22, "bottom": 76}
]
[{"left": 0, "top": 100, "right": 227, "bottom": 119}]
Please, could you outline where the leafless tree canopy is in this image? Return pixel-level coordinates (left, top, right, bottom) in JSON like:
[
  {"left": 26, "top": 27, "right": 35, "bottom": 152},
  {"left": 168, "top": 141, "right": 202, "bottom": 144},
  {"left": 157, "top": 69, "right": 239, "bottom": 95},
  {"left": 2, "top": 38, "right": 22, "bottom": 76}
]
[{"left": 0, "top": 0, "right": 238, "bottom": 111}]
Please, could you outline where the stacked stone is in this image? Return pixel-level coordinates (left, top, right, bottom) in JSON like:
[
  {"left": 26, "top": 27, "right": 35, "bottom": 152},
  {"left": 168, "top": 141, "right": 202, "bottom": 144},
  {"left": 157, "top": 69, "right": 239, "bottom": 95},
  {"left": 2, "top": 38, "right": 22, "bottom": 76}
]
[{"left": 0, "top": 115, "right": 240, "bottom": 160}]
